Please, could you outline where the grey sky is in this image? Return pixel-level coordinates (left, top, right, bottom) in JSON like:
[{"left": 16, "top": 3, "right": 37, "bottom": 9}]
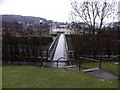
[
  {"left": 118, "top": 1, "right": 120, "bottom": 21},
  {"left": 0, "top": 0, "right": 119, "bottom": 22},
  {"left": 0, "top": 0, "right": 71, "bottom": 22}
]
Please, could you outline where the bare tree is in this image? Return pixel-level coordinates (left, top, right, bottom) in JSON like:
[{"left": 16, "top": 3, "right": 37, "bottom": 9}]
[
  {"left": 70, "top": 0, "right": 117, "bottom": 58},
  {"left": 71, "top": 0, "right": 117, "bottom": 35}
]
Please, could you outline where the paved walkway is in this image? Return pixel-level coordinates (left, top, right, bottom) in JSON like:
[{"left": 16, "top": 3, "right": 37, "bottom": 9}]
[
  {"left": 64, "top": 66, "right": 118, "bottom": 80},
  {"left": 85, "top": 69, "right": 118, "bottom": 79}
]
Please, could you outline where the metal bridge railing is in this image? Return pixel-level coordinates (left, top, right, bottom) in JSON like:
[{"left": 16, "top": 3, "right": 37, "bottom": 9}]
[
  {"left": 48, "top": 33, "right": 60, "bottom": 60},
  {"left": 55, "top": 57, "right": 68, "bottom": 68}
]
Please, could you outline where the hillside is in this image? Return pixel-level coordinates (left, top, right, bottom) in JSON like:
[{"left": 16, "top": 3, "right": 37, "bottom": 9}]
[{"left": 2, "top": 15, "right": 54, "bottom": 27}]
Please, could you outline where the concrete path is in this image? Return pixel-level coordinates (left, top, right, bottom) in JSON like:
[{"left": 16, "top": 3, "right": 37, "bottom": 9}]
[
  {"left": 85, "top": 69, "right": 118, "bottom": 79},
  {"left": 64, "top": 66, "right": 118, "bottom": 80}
]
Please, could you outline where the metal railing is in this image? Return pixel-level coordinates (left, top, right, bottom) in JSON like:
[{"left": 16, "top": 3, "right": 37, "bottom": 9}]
[
  {"left": 78, "top": 55, "right": 119, "bottom": 69},
  {"left": 48, "top": 33, "right": 60, "bottom": 60},
  {"left": 64, "top": 34, "right": 69, "bottom": 60},
  {"left": 55, "top": 57, "right": 69, "bottom": 68}
]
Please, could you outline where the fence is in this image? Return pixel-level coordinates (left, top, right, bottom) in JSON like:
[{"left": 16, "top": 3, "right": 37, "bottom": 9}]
[{"left": 2, "top": 36, "right": 52, "bottom": 66}]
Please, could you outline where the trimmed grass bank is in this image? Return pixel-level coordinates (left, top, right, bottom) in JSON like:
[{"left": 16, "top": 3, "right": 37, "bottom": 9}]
[{"left": 2, "top": 66, "right": 118, "bottom": 88}]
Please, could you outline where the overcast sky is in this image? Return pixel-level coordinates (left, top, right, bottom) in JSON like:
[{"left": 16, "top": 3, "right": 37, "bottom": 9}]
[
  {"left": 0, "top": 0, "right": 119, "bottom": 22},
  {"left": 0, "top": 0, "right": 72, "bottom": 22}
]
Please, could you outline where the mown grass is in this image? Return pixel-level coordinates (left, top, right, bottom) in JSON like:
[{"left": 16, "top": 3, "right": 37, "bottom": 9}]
[
  {"left": 0, "top": 67, "right": 2, "bottom": 89},
  {"left": 2, "top": 66, "right": 118, "bottom": 88}
]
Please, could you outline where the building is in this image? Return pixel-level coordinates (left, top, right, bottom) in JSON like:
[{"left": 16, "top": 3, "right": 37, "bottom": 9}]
[
  {"left": 71, "top": 22, "right": 89, "bottom": 35},
  {"left": 50, "top": 24, "right": 75, "bottom": 35},
  {"left": 2, "top": 21, "right": 25, "bottom": 37}
]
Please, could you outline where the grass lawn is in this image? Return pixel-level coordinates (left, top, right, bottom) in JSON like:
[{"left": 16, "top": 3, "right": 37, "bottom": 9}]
[
  {"left": 2, "top": 66, "right": 118, "bottom": 88},
  {"left": 0, "top": 67, "right": 2, "bottom": 89}
]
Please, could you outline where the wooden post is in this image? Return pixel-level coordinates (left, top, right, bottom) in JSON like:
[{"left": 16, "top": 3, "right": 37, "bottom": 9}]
[
  {"left": 57, "top": 60, "right": 58, "bottom": 68},
  {"left": 99, "top": 54, "right": 102, "bottom": 69},
  {"left": 40, "top": 51, "right": 43, "bottom": 66},
  {"left": 99, "top": 60, "right": 102, "bottom": 69},
  {"left": 79, "top": 58, "right": 81, "bottom": 70},
  {"left": 46, "top": 50, "right": 49, "bottom": 61}
]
